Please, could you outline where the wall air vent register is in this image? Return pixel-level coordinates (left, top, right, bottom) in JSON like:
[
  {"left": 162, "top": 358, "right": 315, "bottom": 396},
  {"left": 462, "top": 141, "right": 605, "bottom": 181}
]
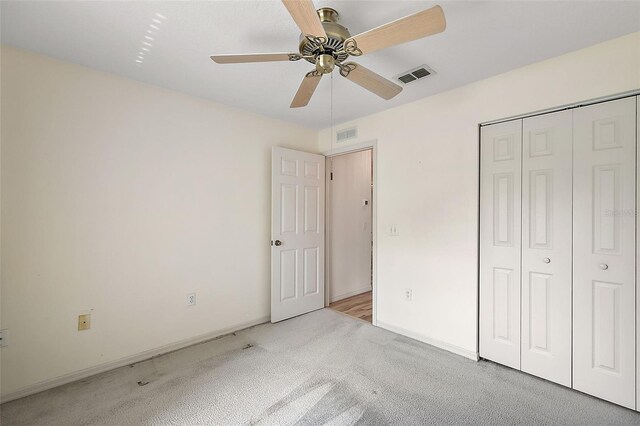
[{"left": 336, "top": 126, "right": 358, "bottom": 143}]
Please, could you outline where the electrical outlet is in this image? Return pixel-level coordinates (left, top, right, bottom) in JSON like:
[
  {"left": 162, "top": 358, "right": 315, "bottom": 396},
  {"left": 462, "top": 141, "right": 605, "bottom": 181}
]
[
  {"left": 187, "top": 293, "right": 196, "bottom": 306},
  {"left": 78, "top": 314, "right": 91, "bottom": 331},
  {"left": 389, "top": 225, "right": 399, "bottom": 236},
  {"left": 404, "top": 288, "right": 412, "bottom": 302},
  {"left": 0, "top": 329, "right": 7, "bottom": 347}
]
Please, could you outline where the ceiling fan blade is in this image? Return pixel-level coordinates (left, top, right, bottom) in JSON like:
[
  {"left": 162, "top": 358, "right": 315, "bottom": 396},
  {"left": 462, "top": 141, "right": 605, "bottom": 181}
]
[
  {"left": 290, "top": 71, "right": 322, "bottom": 108},
  {"left": 282, "top": 0, "right": 327, "bottom": 39},
  {"left": 341, "top": 63, "right": 402, "bottom": 100},
  {"left": 210, "top": 53, "right": 299, "bottom": 64},
  {"left": 345, "top": 5, "right": 445, "bottom": 56}
]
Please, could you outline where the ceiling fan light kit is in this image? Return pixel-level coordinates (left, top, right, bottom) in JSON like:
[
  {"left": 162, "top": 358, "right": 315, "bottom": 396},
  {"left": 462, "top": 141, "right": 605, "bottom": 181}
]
[
  {"left": 315, "top": 54, "right": 335, "bottom": 74},
  {"left": 210, "top": 1, "right": 446, "bottom": 108}
]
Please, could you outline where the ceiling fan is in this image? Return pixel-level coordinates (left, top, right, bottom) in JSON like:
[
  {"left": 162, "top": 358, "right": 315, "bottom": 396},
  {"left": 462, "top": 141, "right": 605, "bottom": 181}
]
[{"left": 211, "top": 1, "right": 446, "bottom": 108}]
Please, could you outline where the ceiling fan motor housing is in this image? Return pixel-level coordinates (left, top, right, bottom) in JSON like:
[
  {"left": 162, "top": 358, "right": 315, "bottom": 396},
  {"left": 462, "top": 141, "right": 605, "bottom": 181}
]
[{"left": 299, "top": 8, "right": 350, "bottom": 65}]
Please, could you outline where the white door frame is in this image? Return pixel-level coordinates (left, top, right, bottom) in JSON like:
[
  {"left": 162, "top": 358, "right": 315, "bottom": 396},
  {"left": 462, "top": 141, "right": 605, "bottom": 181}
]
[{"left": 323, "top": 140, "right": 378, "bottom": 326}]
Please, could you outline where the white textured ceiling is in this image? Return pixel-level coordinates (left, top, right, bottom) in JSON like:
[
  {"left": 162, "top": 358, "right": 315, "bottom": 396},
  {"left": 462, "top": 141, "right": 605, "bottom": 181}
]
[{"left": 2, "top": 1, "right": 639, "bottom": 129}]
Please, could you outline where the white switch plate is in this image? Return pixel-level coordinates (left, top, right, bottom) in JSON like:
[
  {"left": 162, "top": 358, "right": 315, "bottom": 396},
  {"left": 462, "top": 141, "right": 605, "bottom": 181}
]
[
  {"left": 0, "top": 329, "right": 7, "bottom": 347},
  {"left": 404, "top": 289, "right": 412, "bottom": 302},
  {"left": 187, "top": 293, "right": 196, "bottom": 306},
  {"left": 389, "top": 225, "right": 399, "bottom": 236}
]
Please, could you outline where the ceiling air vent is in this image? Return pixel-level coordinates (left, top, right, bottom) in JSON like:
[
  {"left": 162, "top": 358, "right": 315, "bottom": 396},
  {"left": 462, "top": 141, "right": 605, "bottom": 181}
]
[
  {"left": 395, "top": 64, "right": 436, "bottom": 85},
  {"left": 336, "top": 126, "right": 357, "bottom": 143}
]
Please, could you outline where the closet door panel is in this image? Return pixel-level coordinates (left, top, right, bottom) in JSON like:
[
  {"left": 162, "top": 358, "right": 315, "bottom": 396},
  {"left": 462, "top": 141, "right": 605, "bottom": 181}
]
[
  {"left": 521, "top": 110, "right": 572, "bottom": 386},
  {"left": 573, "top": 97, "right": 636, "bottom": 409},
  {"left": 480, "top": 120, "right": 522, "bottom": 369}
]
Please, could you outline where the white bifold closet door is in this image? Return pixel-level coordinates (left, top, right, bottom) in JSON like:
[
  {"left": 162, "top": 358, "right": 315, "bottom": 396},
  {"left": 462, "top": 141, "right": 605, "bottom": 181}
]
[
  {"left": 573, "top": 97, "right": 636, "bottom": 409},
  {"left": 637, "top": 96, "right": 640, "bottom": 412},
  {"left": 521, "top": 110, "right": 572, "bottom": 386},
  {"left": 479, "top": 120, "right": 522, "bottom": 369}
]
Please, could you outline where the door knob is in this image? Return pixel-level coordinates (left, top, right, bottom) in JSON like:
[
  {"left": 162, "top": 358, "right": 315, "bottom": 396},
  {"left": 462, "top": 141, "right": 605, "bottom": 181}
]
[
  {"left": 599, "top": 263, "right": 608, "bottom": 270},
  {"left": 543, "top": 257, "right": 551, "bottom": 264},
  {"left": 274, "top": 240, "right": 283, "bottom": 246}
]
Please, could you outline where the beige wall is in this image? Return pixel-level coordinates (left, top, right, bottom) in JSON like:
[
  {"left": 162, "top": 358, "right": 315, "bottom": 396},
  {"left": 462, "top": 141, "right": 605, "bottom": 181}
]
[
  {"left": 0, "top": 46, "right": 317, "bottom": 399},
  {"left": 319, "top": 32, "right": 640, "bottom": 358}
]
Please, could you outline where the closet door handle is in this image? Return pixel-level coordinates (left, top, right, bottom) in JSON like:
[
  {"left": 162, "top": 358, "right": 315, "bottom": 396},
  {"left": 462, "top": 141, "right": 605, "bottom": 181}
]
[
  {"left": 543, "top": 257, "right": 551, "bottom": 264},
  {"left": 599, "top": 263, "right": 609, "bottom": 270}
]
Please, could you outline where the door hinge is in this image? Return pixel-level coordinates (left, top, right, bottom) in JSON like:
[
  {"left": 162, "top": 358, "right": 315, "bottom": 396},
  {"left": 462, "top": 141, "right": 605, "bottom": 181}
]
[{"left": 330, "top": 172, "right": 333, "bottom": 180}]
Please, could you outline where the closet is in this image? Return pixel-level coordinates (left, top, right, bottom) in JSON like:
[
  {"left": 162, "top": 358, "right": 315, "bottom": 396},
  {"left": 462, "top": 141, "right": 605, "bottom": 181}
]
[{"left": 479, "top": 96, "right": 638, "bottom": 409}]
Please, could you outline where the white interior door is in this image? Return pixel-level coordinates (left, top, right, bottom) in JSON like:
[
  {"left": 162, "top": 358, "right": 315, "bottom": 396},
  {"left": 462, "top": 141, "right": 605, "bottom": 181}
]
[
  {"left": 573, "top": 97, "right": 636, "bottom": 409},
  {"left": 480, "top": 119, "right": 522, "bottom": 369},
  {"left": 327, "top": 150, "right": 373, "bottom": 303},
  {"left": 521, "top": 110, "right": 572, "bottom": 386},
  {"left": 271, "top": 147, "right": 325, "bottom": 323}
]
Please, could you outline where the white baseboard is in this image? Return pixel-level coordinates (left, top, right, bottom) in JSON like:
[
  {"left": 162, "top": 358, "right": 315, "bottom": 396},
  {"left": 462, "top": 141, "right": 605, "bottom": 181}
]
[
  {"left": 0, "top": 316, "right": 270, "bottom": 404},
  {"left": 376, "top": 320, "right": 479, "bottom": 361},
  {"left": 330, "top": 286, "right": 372, "bottom": 303}
]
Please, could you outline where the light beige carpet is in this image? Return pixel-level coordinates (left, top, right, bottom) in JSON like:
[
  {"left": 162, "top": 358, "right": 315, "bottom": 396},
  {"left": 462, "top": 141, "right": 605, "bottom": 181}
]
[{"left": 1, "top": 308, "right": 639, "bottom": 425}]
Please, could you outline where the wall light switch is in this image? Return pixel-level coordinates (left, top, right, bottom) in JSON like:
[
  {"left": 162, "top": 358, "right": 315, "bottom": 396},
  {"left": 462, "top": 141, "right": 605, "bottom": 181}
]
[
  {"left": 404, "top": 289, "right": 412, "bottom": 302},
  {"left": 78, "top": 314, "right": 91, "bottom": 331},
  {"left": 187, "top": 293, "right": 196, "bottom": 306},
  {"left": 389, "top": 225, "right": 399, "bottom": 236}
]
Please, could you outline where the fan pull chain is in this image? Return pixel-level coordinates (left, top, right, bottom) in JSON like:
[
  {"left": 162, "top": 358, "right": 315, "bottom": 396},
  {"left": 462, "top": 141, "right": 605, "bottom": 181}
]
[{"left": 330, "top": 71, "right": 334, "bottom": 155}]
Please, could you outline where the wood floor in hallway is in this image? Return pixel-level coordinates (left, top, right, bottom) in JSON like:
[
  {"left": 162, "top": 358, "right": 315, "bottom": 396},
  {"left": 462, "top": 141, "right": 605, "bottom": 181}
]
[{"left": 329, "top": 291, "right": 372, "bottom": 323}]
